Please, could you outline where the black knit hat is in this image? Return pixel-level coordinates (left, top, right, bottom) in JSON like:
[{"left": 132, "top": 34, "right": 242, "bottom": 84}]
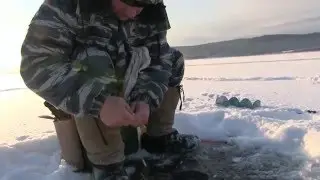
[{"left": 120, "top": 0, "right": 163, "bottom": 7}]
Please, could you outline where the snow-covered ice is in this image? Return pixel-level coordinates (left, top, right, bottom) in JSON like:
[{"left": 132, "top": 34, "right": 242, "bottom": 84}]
[{"left": 1, "top": 51, "right": 320, "bottom": 179}]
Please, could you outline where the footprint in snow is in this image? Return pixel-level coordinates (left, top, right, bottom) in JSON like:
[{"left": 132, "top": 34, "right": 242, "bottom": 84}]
[
  {"left": 185, "top": 97, "right": 193, "bottom": 102},
  {"left": 201, "top": 93, "right": 208, "bottom": 96},
  {"left": 222, "top": 92, "right": 231, "bottom": 96},
  {"left": 44, "top": 130, "right": 54, "bottom": 134},
  {"left": 16, "top": 136, "right": 29, "bottom": 141}
]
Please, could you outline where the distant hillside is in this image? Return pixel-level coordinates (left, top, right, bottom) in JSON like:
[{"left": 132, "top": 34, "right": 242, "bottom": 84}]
[{"left": 174, "top": 33, "right": 320, "bottom": 60}]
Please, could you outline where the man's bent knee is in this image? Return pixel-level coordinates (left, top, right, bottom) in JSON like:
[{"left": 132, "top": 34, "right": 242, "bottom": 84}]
[{"left": 74, "top": 116, "right": 125, "bottom": 166}]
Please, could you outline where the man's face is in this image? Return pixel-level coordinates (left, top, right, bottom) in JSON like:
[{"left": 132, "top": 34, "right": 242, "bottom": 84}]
[{"left": 112, "top": 0, "right": 144, "bottom": 20}]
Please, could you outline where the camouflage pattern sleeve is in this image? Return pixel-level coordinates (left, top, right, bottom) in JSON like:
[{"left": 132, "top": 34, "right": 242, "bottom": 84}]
[
  {"left": 20, "top": 0, "right": 117, "bottom": 118},
  {"left": 128, "top": 31, "right": 172, "bottom": 112}
]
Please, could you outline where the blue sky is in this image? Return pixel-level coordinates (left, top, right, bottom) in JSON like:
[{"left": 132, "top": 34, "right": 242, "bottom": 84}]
[{"left": 1, "top": 0, "right": 320, "bottom": 72}]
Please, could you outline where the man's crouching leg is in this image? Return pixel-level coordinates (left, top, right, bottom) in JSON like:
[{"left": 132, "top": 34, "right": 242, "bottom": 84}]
[
  {"left": 141, "top": 49, "right": 200, "bottom": 155},
  {"left": 43, "top": 101, "right": 89, "bottom": 172},
  {"left": 74, "top": 115, "right": 129, "bottom": 179},
  {"left": 45, "top": 101, "right": 140, "bottom": 179}
]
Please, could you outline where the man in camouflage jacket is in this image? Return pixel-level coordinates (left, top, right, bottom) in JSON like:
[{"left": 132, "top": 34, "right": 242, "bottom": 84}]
[{"left": 20, "top": 0, "right": 200, "bottom": 179}]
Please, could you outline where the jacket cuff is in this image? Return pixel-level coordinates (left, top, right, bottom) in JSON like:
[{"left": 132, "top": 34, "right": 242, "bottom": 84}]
[{"left": 88, "top": 87, "right": 115, "bottom": 119}]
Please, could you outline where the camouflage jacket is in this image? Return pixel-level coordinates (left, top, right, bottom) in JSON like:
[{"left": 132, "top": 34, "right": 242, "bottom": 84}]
[{"left": 20, "top": 0, "right": 172, "bottom": 118}]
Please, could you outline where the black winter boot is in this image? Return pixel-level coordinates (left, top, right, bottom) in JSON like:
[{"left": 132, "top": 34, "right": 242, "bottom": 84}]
[
  {"left": 91, "top": 162, "right": 129, "bottom": 180},
  {"left": 141, "top": 129, "right": 200, "bottom": 154}
]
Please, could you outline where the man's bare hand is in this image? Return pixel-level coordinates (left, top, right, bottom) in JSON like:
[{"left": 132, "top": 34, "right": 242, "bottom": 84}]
[
  {"left": 99, "top": 96, "right": 135, "bottom": 128},
  {"left": 131, "top": 101, "right": 150, "bottom": 126}
]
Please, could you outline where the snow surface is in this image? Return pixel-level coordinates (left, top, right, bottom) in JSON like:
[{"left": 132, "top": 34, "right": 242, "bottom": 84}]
[{"left": 1, "top": 51, "right": 320, "bottom": 179}]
